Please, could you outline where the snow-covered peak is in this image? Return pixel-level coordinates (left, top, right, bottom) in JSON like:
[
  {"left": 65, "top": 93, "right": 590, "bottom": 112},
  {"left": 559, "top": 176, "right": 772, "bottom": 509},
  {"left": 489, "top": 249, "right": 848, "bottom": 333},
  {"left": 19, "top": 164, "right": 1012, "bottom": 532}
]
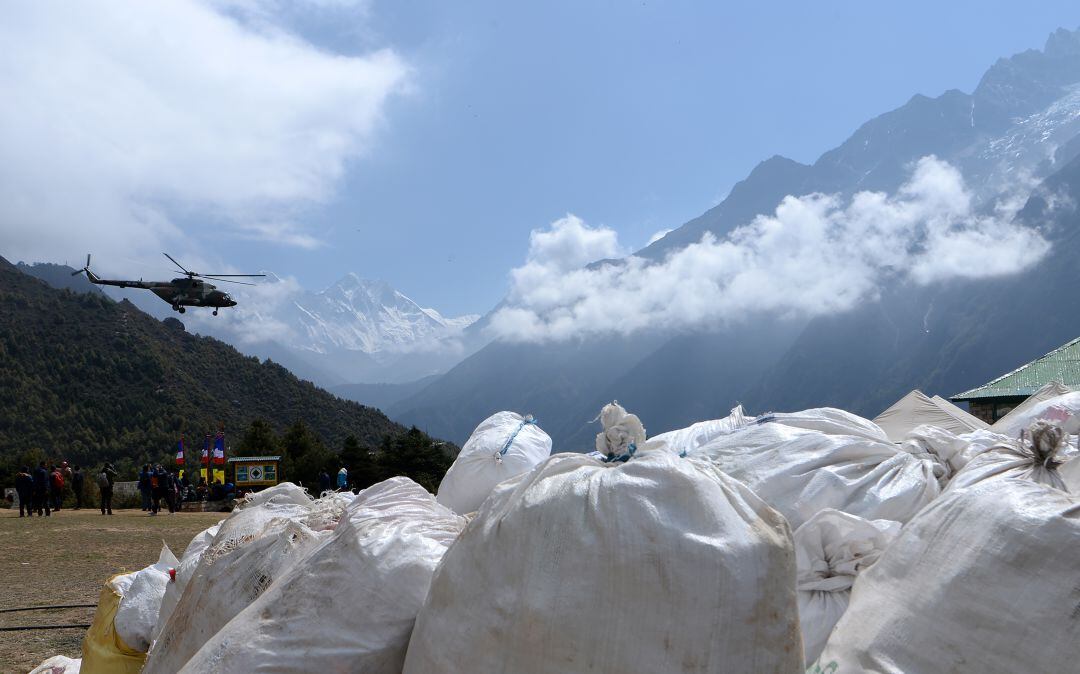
[{"left": 281, "top": 273, "right": 479, "bottom": 355}]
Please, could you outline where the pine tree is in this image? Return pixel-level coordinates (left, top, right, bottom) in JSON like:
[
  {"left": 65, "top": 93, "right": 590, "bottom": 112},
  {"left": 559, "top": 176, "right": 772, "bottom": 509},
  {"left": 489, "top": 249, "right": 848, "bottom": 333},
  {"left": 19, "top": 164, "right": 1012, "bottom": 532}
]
[
  {"left": 340, "top": 435, "right": 380, "bottom": 490},
  {"left": 377, "top": 427, "right": 453, "bottom": 493},
  {"left": 236, "top": 419, "right": 280, "bottom": 457}
]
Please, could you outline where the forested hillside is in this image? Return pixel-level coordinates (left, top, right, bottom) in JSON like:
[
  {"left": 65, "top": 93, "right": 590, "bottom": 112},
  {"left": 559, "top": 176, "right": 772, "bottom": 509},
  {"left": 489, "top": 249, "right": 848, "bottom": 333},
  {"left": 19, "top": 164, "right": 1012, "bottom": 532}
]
[{"left": 0, "top": 255, "right": 444, "bottom": 485}]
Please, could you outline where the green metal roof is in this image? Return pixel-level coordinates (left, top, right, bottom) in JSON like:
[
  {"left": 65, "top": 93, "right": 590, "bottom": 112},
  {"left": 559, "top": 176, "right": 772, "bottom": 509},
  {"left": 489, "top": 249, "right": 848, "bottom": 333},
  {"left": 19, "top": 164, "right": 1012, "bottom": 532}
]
[{"left": 952, "top": 336, "right": 1080, "bottom": 401}]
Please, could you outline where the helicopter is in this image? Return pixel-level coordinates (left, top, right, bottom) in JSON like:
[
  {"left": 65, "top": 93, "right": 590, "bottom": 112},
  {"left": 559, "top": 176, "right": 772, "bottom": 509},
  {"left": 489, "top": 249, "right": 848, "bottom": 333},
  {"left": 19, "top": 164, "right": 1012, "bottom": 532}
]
[{"left": 71, "top": 253, "right": 265, "bottom": 315}]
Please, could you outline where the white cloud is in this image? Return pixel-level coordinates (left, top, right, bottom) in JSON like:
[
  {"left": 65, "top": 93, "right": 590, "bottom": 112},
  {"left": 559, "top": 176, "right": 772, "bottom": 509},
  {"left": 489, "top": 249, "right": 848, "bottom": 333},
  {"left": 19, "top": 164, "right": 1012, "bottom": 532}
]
[
  {"left": 185, "top": 271, "right": 304, "bottom": 345},
  {"left": 489, "top": 157, "right": 1051, "bottom": 342},
  {"left": 0, "top": 0, "right": 408, "bottom": 271}
]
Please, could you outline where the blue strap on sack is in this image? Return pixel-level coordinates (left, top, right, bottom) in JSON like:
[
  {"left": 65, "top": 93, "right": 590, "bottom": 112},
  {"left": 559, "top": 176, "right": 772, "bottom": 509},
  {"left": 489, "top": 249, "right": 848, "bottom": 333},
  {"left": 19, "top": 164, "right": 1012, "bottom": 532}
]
[
  {"left": 499, "top": 415, "right": 537, "bottom": 456},
  {"left": 602, "top": 442, "right": 637, "bottom": 463}
]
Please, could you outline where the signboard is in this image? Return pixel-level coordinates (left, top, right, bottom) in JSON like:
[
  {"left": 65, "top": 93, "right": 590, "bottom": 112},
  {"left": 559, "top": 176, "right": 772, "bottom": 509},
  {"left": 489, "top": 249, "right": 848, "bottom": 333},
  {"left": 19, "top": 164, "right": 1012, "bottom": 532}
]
[{"left": 235, "top": 461, "right": 278, "bottom": 487}]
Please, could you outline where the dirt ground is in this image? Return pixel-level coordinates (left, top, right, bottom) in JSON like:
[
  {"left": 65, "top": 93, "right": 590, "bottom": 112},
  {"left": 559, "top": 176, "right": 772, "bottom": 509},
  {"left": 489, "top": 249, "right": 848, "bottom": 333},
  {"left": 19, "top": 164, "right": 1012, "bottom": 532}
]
[{"left": 0, "top": 507, "right": 223, "bottom": 673}]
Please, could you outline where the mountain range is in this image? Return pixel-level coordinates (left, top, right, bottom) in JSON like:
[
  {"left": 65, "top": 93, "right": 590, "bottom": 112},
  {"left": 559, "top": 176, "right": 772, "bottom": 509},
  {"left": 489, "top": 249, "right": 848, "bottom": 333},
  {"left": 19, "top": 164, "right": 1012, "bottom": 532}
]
[{"left": 386, "top": 26, "right": 1080, "bottom": 449}]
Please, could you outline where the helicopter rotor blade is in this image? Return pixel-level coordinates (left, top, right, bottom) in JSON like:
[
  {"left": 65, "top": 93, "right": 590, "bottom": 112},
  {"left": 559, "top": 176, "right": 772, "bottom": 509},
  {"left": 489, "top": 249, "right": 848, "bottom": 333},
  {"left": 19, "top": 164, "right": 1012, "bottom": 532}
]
[
  {"left": 162, "top": 252, "right": 192, "bottom": 276},
  {"left": 202, "top": 276, "right": 256, "bottom": 286},
  {"left": 196, "top": 273, "right": 266, "bottom": 278}
]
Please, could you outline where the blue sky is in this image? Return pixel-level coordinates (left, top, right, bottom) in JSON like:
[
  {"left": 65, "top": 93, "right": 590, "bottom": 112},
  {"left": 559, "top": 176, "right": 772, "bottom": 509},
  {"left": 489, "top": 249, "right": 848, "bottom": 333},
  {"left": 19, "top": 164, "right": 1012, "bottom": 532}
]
[{"left": 3, "top": 1, "right": 1079, "bottom": 317}]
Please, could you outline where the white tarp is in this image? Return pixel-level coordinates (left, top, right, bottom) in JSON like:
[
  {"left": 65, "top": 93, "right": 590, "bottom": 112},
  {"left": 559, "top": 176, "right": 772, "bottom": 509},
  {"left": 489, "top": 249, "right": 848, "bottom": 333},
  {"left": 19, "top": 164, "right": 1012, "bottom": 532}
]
[
  {"left": 793, "top": 509, "right": 900, "bottom": 666},
  {"left": 436, "top": 411, "right": 551, "bottom": 515},
  {"left": 182, "top": 477, "right": 466, "bottom": 674},
  {"left": 814, "top": 479, "right": 1080, "bottom": 673},
  {"left": 689, "top": 420, "right": 942, "bottom": 529},
  {"left": 403, "top": 451, "right": 802, "bottom": 674},
  {"left": 873, "top": 390, "right": 988, "bottom": 442}
]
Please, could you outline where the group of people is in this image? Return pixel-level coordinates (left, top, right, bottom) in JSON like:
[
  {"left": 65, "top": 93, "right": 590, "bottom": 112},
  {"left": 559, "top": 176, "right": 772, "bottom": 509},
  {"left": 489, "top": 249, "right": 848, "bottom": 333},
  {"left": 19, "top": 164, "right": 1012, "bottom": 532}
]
[
  {"left": 318, "top": 466, "right": 350, "bottom": 495},
  {"left": 136, "top": 464, "right": 236, "bottom": 515},
  {"left": 14, "top": 461, "right": 117, "bottom": 516}
]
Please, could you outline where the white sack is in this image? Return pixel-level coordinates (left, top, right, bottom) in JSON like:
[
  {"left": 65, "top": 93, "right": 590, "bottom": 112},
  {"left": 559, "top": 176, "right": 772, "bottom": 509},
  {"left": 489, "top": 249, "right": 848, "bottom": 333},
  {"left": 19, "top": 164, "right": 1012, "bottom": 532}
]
[
  {"left": 692, "top": 421, "right": 941, "bottom": 529},
  {"left": 152, "top": 522, "right": 221, "bottom": 644},
  {"left": 989, "top": 381, "right": 1071, "bottom": 434},
  {"left": 896, "top": 424, "right": 1015, "bottom": 481},
  {"left": 793, "top": 509, "right": 899, "bottom": 666},
  {"left": 1061, "top": 454, "right": 1080, "bottom": 492},
  {"left": 991, "top": 390, "right": 1080, "bottom": 438},
  {"left": 28, "top": 656, "right": 82, "bottom": 674},
  {"left": 644, "top": 405, "right": 749, "bottom": 455},
  {"left": 594, "top": 400, "right": 646, "bottom": 456},
  {"left": 814, "top": 479, "right": 1080, "bottom": 673},
  {"left": 403, "top": 451, "right": 802, "bottom": 674},
  {"left": 948, "top": 420, "right": 1070, "bottom": 492},
  {"left": 114, "top": 543, "right": 179, "bottom": 652},
  {"left": 234, "top": 481, "right": 313, "bottom": 510},
  {"left": 760, "top": 407, "right": 889, "bottom": 442},
  {"left": 897, "top": 424, "right": 968, "bottom": 481},
  {"left": 182, "top": 477, "right": 466, "bottom": 674},
  {"left": 436, "top": 411, "right": 551, "bottom": 515},
  {"left": 144, "top": 509, "right": 322, "bottom": 673}
]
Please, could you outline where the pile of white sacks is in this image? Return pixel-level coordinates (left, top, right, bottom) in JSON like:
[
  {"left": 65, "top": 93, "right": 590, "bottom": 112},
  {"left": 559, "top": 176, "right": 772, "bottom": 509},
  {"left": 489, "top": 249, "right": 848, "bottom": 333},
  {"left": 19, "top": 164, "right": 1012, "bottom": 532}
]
[{"left": 34, "top": 396, "right": 1080, "bottom": 674}]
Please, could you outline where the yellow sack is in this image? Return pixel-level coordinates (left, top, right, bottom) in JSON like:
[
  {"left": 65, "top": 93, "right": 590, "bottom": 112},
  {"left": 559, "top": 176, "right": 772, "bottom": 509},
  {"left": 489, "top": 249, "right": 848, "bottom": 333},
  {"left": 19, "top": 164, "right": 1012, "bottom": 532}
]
[{"left": 81, "top": 574, "right": 146, "bottom": 674}]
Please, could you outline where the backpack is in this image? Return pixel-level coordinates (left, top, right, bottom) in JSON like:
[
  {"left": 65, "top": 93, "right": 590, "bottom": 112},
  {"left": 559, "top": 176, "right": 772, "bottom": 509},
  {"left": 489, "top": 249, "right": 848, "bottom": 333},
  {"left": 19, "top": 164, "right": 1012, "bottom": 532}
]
[
  {"left": 151, "top": 474, "right": 160, "bottom": 489},
  {"left": 97, "top": 472, "right": 110, "bottom": 489},
  {"left": 51, "top": 472, "right": 64, "bottom": 490}
]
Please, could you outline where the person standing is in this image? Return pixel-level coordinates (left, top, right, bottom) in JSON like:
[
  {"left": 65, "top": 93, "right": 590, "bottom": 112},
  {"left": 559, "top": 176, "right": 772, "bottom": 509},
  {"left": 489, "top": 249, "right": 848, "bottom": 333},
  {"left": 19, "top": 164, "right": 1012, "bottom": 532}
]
[
  {"left": 138, "top": 464, "right": 153, "bottom": 511},
  {"left": 166, "top": 469, "right": 179, "bottom": 514},
  {"left": 50, "top": 465, "right": 65, "bottom": 511},
  {"left": 72, "top": 465, "right": 84, "bottom": 509},
  {"left": 151, "top": 464, "right": 168, "bottom": 515},
  {"left": 336, "top": 466, "right": 348, "bottom": 492},
  {"left": 32, "top": 461, "right": 51, "bottom": 517},
  {"left": 98, "top": 462, "right": 117, "bottom": 515},
  {"left": 60, "top": 461, "right": 73, "bottom": 506},
  {"left": 15, "top": 466, "right": 33, "bottom": 517},
  {"left": 318, "top": 469, "right": 331, "bottom": 495}
]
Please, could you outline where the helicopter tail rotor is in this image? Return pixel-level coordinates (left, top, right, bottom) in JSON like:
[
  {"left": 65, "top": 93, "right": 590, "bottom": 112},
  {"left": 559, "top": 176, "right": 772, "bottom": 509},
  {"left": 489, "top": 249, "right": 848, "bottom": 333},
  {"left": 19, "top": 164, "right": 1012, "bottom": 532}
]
[{"left": 71, "top": 254, "right": 91, "bottom": 276}]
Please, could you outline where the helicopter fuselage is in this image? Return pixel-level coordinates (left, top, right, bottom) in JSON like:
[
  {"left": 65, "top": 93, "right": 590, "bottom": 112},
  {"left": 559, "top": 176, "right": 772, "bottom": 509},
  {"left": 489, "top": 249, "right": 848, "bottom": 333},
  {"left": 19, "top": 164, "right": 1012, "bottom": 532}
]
[
  {"left": 86, "top": 274, "right": 236, "bottom": 312},
  {"left": 150, "top": 278, "right": 237, "bottom": 309}
]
